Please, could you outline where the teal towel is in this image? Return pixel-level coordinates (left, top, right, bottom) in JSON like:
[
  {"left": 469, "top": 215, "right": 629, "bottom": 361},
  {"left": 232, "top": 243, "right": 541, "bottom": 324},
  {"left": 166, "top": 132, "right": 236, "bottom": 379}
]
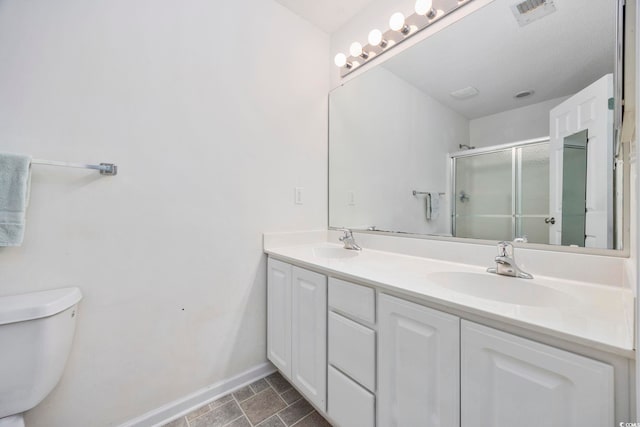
[{"left": 0, "top": 153, "right": 32, "bottom": 246}]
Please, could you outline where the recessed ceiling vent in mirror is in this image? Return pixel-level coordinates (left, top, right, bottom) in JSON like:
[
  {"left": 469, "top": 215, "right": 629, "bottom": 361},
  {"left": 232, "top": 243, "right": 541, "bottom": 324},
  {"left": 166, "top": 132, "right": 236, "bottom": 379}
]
[
  {"left": 511, "top": 0, "right": 557, "bottom": 27},
  {"left": 450, "top": 86, "right": 479, "bottom": 100}
]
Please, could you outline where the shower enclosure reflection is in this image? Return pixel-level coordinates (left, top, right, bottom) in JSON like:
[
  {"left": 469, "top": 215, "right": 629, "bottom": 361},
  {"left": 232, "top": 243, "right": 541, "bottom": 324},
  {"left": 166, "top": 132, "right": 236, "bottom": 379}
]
[{"left": 452, "top": 139, "right": 550, "bottom": 244}]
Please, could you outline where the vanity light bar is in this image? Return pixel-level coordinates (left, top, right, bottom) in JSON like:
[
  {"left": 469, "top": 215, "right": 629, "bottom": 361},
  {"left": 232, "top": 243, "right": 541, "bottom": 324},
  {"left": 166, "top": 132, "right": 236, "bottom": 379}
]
[{"left": 334, "top": 0, "right": 475, "bottom": 77}]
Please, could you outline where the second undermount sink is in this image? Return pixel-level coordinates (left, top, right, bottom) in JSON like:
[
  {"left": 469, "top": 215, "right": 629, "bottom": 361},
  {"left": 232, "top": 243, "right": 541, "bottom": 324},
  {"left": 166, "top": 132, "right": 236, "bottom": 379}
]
[
  {"left": 427, "top": 272, "right": 576, "bottom": 307},
  {"left": 312, "top": 246, "right": 359, "bottom": 260}
]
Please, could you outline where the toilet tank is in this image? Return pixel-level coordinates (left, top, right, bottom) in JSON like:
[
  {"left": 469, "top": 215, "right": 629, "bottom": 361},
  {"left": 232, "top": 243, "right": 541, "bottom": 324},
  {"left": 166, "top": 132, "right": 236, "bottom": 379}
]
[{"left": 0, "top": 287, "right": 82, "bottom": 418}]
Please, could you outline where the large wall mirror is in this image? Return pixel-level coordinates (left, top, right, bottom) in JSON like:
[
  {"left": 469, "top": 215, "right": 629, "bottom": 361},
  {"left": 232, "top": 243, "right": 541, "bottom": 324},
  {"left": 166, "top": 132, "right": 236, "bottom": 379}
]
[{"left": 329, "top": 0, "right": 627, "bottom": 251}]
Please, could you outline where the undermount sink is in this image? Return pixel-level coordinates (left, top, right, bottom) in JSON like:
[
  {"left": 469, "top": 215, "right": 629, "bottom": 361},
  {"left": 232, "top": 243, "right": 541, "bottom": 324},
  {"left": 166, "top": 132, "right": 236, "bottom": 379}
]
[
  {"left": 312, "top": 246, "right": 359, "bottom": 260},
  {"left": 427, "top": 272, "right": 576, "bottom": 307}
]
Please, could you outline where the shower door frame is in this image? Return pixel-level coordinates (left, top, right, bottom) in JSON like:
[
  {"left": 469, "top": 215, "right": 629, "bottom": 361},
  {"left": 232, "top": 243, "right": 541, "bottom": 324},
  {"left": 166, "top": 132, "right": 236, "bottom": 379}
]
[{"left": 450, "top": 136, "right": 551, "bottom": 241}]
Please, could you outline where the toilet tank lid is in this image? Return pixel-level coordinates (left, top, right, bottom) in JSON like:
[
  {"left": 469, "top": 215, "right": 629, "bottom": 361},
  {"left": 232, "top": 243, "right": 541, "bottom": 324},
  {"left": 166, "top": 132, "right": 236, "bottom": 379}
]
[{"left": 0, "top": 287, "right": 82, "bottom": 325}]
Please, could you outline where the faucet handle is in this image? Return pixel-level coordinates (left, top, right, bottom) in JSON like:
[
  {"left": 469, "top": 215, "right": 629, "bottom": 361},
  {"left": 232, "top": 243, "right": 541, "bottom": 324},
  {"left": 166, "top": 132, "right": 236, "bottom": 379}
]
[
  {"left": 497, "top": 241, "right": 513, "bottom": 257},
  {"left": 337, "top": 228, "right": 353, "bottom": 241}
]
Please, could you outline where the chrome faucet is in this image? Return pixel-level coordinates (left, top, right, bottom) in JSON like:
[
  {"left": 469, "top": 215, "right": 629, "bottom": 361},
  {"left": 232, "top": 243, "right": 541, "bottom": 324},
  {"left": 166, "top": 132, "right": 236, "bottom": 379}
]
[
  {"left": 487, "top": 241, "right": 533, "bottom": 279},
  {"left": 338, "top": 228, "right": 362, "bottom": 251}
]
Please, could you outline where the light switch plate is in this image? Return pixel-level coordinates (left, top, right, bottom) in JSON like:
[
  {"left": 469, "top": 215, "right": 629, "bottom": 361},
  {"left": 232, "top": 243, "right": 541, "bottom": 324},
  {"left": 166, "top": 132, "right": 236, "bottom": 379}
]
[{"left": 347, "top": 191, "right": 355, "bottom": 206}]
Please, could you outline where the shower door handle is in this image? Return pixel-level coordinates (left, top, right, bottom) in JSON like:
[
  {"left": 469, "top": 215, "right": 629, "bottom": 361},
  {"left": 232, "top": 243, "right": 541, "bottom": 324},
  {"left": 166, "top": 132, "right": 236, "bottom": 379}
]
[{"left": 544, "top": 217, "right": 556, "bottom": 225}]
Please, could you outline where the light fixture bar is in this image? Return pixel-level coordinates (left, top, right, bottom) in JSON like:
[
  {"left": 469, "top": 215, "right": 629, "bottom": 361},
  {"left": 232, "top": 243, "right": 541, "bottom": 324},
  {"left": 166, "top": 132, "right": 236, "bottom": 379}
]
[{"left": 336, "top": 0, "right": 475, "bottom": 77}]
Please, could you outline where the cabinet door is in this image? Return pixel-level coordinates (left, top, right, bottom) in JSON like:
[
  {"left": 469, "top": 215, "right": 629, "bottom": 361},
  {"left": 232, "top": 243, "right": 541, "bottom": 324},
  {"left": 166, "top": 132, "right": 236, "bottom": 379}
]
[
  {"left": 267, "top": 258, "right": 292, "bottom": 378},
  {"left": 378, "top": 294, "right": 460, "bottom": 427},
  {"left": 291, "top": 266, "right": 327, "bottom": 411},
  {"left": 461, "top": 320, "right": 614, "bottom": 427}
]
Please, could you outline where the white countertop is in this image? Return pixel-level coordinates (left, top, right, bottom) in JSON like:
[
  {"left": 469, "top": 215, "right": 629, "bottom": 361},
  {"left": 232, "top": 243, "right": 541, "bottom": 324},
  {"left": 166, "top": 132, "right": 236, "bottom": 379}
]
[{"left": 265, "top": 239, "right": 635, "bottom": 358}]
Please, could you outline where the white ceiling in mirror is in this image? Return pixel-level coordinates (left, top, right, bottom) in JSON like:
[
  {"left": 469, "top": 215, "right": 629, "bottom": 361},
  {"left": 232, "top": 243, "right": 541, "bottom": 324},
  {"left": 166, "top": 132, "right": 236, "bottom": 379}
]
[
  {"left": 273, "top": 0, "right": 377, "bottom": 33},
  {"left": 382, "top": 0, "right": 614, "bottom": 119}
]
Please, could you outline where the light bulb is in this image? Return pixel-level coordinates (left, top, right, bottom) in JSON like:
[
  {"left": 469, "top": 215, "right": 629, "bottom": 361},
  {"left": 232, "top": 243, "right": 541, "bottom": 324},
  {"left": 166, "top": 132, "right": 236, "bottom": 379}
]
[
  {"left": 415, "top": 0, "right": 436, "bottom": 18},
  {"left": 368, "top": 29, "right": 382, "bottom": 45},
  {"left": 334, "top": 53, "right": 347, "bottom": 67},
  {"left": 368, "top": 29, "right": 388, "bottom": 48},
  {"left": 349, "top": 41, "right": 369, "bottom": 60},
  {"left": 389, "top": 12, "right": 409, "bottom": 34},
  {"left": 389, "top": 12, "right": 405, "bottom": 31},
  {"left": 350, "top": 42, "right": 362, "bottom": 57},
  {"left": 414, "top": 0, "right": 432, "bottom": 14}
]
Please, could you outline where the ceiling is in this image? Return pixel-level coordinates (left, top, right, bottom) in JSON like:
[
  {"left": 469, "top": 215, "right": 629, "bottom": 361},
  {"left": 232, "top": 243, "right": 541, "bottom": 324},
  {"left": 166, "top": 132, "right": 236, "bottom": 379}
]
[
  {"left": 273, "top": 0, "right": 376, "bottom": 33},
  {"left": 382, "top": 0, "right": 615, "bottom": 119}
]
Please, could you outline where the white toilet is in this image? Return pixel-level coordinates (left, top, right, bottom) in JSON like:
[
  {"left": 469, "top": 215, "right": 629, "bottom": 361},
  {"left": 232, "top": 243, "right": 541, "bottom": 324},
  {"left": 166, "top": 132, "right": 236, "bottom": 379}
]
[{"left": 0, "top": 287, "right": 82, "bottom": 427}]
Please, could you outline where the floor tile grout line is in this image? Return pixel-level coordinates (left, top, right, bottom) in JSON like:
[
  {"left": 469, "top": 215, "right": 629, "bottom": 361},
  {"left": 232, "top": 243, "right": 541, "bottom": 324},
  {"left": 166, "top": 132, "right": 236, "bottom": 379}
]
[
  {"left": 249, "top": 379, "right": 268, "bottom": 395},
  {"left": 231, "top": 392, "right": 254, "bottom": 426},
  {"left": 167, "top": 374, "right": 318, "bottom": 427},
  {"left": 285, "top": 395, "right": 303, "bottom": 406},
  {"left": 289, "top": 410, "right": 316, "bottom": 427},
  {"left": 276, "top": 395, "right": 315, "bottom": 425},
  {"left": 188, "top": 399, "right": 234, "bottom": 425},
  {"left": 264, "top": 376, "right": 293, "bottom": 396},
  {"left": 234, "top": 392, "right": 256, "bottom": 404},
  {"left": 221, "top": 414, "right": 248, "bottom": 427},
  {"left": 263, "top": 377, "right": 290, "bottom": 408},
  {"left": 232, "top": 380, "right": 289, "bottom": 427},
  {"left": 246, "top": 377, "right": 279, "bottom": 427},
  {"left": 253, "top": 377, "right": 290, "bottom": 426}
]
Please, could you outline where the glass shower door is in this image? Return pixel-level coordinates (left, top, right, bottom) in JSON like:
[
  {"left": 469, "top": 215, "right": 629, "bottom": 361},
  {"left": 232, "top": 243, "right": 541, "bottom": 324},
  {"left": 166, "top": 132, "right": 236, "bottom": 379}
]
[
  {"left": 454, "top": 149, "right": 513, "bottom": 241},
  {"left": 452, "top": 139, "right": 550, "bottom": 242},
  {"left": 516, "top": 143, "right": 550, "bottom": 244}
]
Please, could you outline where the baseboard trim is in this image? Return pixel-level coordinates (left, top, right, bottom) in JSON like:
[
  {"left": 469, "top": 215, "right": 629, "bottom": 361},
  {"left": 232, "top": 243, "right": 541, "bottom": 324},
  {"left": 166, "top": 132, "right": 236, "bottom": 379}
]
[{"left": 118, "top": 362, "right": 276, "bottom": 427}]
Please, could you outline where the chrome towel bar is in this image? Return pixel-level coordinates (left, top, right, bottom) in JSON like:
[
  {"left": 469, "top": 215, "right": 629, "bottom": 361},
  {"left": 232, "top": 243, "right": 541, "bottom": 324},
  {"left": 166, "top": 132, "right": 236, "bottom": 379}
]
[
  {"left": 412, "top": 190, "right": 445, "bottom": 197},
  {"left": 31, "top": 159, "right": 117, "bottom": 176}
]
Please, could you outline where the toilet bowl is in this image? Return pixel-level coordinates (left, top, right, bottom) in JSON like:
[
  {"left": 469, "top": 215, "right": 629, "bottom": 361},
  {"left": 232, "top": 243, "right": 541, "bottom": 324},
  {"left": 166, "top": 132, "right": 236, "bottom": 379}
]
[{"left": 0, "top": 287, "right": 82, "bottom": 427}]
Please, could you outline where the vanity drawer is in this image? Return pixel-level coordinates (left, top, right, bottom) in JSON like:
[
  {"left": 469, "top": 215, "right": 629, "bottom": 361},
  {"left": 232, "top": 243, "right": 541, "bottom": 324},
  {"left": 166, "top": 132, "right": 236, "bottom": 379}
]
[
  {"left": 328, "top": 365, "right": 375, "bottom": 427},
  {"left": 328, "top": 311, "right": 375, "bottom": 391},
  {"left": 328, "top": 277, "right": 375, "bottom": 324}
]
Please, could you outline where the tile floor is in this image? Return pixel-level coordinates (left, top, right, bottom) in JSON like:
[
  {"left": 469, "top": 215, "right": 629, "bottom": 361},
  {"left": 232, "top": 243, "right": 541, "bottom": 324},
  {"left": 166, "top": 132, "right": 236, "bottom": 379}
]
[{"left": 162, "top": 372, "right": 332, "bottom": 427}]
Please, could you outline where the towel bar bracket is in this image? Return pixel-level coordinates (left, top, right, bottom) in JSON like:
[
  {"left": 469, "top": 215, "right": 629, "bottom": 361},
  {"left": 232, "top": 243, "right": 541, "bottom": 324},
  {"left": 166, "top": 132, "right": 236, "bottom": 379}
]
[{"left": 99, "top": 163, "right": 117, "bottom": 176}]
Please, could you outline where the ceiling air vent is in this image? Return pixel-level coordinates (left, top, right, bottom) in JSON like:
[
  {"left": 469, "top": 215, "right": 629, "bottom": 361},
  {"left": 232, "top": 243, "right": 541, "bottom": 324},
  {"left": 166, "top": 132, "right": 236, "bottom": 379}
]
[
  {"left": 450, "top": 86, "right": 479, "bottom": 100},
  {"left": 511, "top": 0, "right": 556, "bottom": 27}
]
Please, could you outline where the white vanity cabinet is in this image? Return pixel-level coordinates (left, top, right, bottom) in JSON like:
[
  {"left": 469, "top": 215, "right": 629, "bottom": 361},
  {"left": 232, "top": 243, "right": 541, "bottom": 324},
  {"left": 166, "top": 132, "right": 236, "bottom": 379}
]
[
  {"left": 267, "top": 258, "right": 327, "bottom": 411},
  {"left": 267, "top": 256, "right": 625, "bottom": 427},
  {"left": 378, "top": 294, "right": 461, "bottom": 427},
  {"left": 461, "top": 320, "right": 614, "bottom": 427}
]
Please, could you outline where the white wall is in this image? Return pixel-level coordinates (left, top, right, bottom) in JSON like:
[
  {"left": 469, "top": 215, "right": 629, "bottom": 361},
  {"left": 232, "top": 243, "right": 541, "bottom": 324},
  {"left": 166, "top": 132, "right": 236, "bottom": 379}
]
[
  {"left": 469, "top": 97, "right": 569, "bottom": 148},
  {"left": 330, "top": 66, "right": 468, "bottom": 235},
  {"left": 0, "top": 1, "right": 328, "bottom": 426}
]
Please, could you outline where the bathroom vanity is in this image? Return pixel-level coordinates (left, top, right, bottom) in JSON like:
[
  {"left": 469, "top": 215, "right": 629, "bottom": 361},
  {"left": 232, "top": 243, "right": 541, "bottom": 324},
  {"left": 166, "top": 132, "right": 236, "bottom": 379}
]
[
  {"left": 264, "top": 232, "right": 634, "bottom": 427},
  {"left": 265, "top": 0, "right": 636, "bottom": 425}
]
